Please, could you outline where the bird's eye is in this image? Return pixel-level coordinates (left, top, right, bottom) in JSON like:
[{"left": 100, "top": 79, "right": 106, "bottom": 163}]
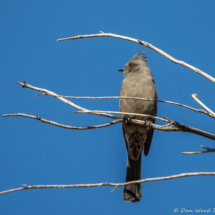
[{"left": 129, "top": 64, "right": 133, "bottom": 67}]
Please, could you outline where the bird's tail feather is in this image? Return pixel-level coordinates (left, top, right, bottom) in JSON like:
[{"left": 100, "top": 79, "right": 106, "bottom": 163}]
[{"left": 123, "top": 154, "right": 142, "bottom": 203}]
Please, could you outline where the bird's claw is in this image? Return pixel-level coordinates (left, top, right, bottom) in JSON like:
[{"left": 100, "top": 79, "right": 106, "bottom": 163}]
[
  {"left": 145, "top": 121, "right": 152, "bottom": 130},
  {"left": 123, "top": 115, "right": 131, "bottom": 124}
]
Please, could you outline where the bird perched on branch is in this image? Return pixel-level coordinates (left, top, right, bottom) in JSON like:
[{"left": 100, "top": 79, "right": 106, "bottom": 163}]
[{"left": 119, "top": 52, "right": 157, "bottom": 203}]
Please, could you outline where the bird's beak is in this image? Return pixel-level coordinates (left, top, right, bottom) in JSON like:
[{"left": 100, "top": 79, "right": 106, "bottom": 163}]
[{"left": 118, "top": 68, "right": 124, "bottom": 72}]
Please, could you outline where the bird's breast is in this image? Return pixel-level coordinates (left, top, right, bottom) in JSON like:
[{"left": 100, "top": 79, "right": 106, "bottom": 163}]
[{"left": 120, "top": 74, "right": 157, "bottom": 118}]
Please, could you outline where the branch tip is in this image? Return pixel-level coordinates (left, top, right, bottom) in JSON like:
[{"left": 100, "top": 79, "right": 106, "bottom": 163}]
[
  {"left": 111, "top": 186, "right": 118, "bottom": 192},
  {"left": 201, "top": 145, "right": 208, "bottom": 150}
]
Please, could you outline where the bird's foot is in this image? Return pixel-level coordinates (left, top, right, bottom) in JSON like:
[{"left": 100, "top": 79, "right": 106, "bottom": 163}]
[
  {"left": 145, "top": 121, "right": 152, "bottom": 130},
  {"left": 123, "top": 115, "right": 131, "bottom": 124}
]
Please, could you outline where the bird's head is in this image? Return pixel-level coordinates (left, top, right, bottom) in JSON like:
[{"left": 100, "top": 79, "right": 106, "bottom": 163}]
[{"left": 118, "top": 52, "right": 148, "bottom": 77}]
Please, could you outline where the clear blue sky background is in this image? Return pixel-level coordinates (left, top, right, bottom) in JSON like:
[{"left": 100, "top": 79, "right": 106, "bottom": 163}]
[{"left": 1, "top": 1, "right": 215, "bottom": 214}]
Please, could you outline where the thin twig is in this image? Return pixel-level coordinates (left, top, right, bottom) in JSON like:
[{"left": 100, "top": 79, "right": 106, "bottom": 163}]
[
  {"left": 15, "top": 81, "right": 116, "bottom": 120},
  {"left": 35, "top": 94, "right": 214, "bottom": 119},
  {"left": 183, "top": 145, "right": 215, "bottom": 155},
  {"left": 1, "top": 172, "right": 215, "bottom": 196},
  {"left": 192, "top": 94, "right": 215, "bottom": 117},
  {"left": 16, "top": 81, "right": 88, "bottom": 111},
  {"left": 57, "top": 32, "right": 215, "bottom": 83},
  {"left": 2, "top": 113, "right": 122, "bottom": 130},
  {"left": 76, "top": 110, "right": 168, "bottom": 122}
]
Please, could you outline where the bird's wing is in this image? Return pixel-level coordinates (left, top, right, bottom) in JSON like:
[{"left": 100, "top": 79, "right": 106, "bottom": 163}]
[
  {"left": 144, "top": 97, "right": 157, "bottom": 156},
  {"left": 144, "top": 119, "right": 155, "bottom": 156}
]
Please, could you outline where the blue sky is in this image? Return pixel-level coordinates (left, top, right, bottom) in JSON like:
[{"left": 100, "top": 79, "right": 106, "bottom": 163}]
[{"left": 1, "top": 1, "right": 215, "bottom": 214}]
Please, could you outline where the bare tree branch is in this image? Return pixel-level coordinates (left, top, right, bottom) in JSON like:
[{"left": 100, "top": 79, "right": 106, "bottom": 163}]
[
  {"left": 15, "top": 81, "right": 116, "bottom": 120},
  {"left": 192, "top": 94, "right": 215, "bottom": 117},
  {"left": 75, "top": 110, "right": 215, "bottom": 140},
  {"left": 36, "top": 94, "right": 214, "bottom": 119},
  {"left": 183, "top": 145, "right": 215, "bottom": 155},
  {"left": 0, "top": 112, "right": 183, "bottom": 132},
  {"left": 0, "top": 111, "right": 180, "bottom": 132},
  {"left": 76, "top": 110, "right": 169, "bottom": 122},
  {"left": 57, "top": 32, "right": 215, "bottom": 83},
  {"left": 4, "top": 112, "right": 215, "bottom": 141},
  {"left": 3, "top": 81, "right": 215, "bottom": 141},
  {"left": 16, "top": 81, "right": 88, "bottom": 111},
  {"left": 1, "top": 172, "right": 215, "bottom": 196},
  {"left": 3, "top": 31, "right": 214, "bottom": 201},
  {"left": 2, "top": 113, "right": 122, "bottom": 130}
]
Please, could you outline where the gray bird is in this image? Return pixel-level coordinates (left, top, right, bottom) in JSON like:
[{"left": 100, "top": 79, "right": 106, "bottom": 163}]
[{"left": 119, "top": 52, "right": 157, "bottom": 203}]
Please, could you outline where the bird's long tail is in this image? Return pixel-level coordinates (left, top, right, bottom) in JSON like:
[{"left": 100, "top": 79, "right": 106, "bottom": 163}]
[{"left": 123, "top": 154, "right": 142, "bottom": 203}]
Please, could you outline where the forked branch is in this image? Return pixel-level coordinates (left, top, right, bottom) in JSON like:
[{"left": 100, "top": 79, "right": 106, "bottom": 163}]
[
  {"left": 192, "top": 94, "right": 215, "bottom": 117},
  {"left": 183, "top": 145, "right": 215, "bottom": 155},
  {"left": 3, "top": 81, "right": 215, "bottom": 141}
]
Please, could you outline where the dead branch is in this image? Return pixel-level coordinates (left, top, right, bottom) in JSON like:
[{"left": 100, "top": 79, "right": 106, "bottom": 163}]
[
  {"left": 3, "top": 30, "right": 215, "bottom": 202},
  {"left": 75, "top": 110, "right": 215, "bottom": 141},
  {"left": 3, "top": 112, "right": 215, "bottom": 141},
  {"left": 183, "top": 145, "right": 215, "bottom": 155},
  {"left": 76, "top": 110, "right": 168, "bottom": 122},
  {"left": 1, "top": 112, "right": 180, "bottom": 133},
  {"left": 2, "top": 113, "right": 122, "bottom": 130},
  {"left": 0, "top": 112, "right": 181, "bottom": 133},
  {"left": 15, "top": 81, "right": 116, "bottom": 120},
  {"left": 57, "top": 32, "right": 215, "bottom": 83},
  {"left": 16, "top": 81, "right": 87, "bottom": 111},
  {"left": 1, "top": 172, "right": 215, "bottom": 196},
  {"left": 3, "top": 81, "right": 215, "bottom": 141},
  {"left": 192, "top": 94, "right": 215, "bottom": 117},
  {"left": 36, "top": 94, "right": 214, "bottom": 119}
]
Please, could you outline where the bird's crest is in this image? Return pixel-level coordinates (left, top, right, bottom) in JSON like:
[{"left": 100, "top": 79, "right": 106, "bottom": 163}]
[{"left": 131, "top": 52, "right": 148, "bottom": 62}]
